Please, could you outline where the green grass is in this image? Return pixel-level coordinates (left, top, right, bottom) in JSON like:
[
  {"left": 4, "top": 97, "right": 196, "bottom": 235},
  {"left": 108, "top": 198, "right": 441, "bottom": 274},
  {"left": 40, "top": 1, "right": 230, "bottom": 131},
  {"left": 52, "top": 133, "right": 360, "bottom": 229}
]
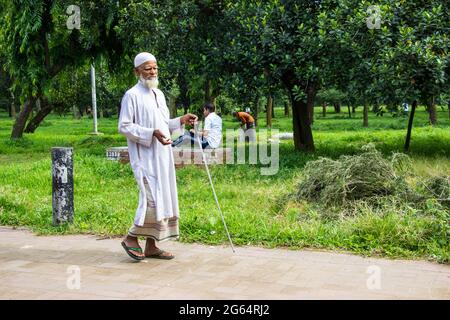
[{"left": 0, "top": 106, "right": 449, "bottom": 263}]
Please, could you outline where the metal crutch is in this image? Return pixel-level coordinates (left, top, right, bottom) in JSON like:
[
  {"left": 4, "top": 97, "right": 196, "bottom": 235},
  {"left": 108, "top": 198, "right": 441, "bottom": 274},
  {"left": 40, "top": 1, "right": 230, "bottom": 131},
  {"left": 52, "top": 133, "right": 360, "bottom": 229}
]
[{"left": 193, "top": 122, "right": 236, "bottom": 253}]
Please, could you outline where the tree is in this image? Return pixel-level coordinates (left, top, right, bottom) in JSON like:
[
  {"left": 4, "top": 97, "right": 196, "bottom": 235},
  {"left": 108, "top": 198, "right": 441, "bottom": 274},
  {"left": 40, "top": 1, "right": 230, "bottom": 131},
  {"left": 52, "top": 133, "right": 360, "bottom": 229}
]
[
  {"left": 371, "top": 1, "right": 448, "bottom": 125},
  {"left": 321, "top": 0, "right": 448, "bottom": 130},
  {"left": 316, "top": 89, "right": 346, "bottom": 116},
  {"left": 115, "top": 0, "right": 236, "bottom": 116},
  {"left": 0, "top": 58, "right": 15, "bottom": 117},
  {"left": 227, "top": 1, "right": 330, "bottom": 151},
  {"left": 0, "top": 0, "right": 125, "bottom": 138},
  {"left": 319, "top": 1, "right": 385, "bottom": 128}
]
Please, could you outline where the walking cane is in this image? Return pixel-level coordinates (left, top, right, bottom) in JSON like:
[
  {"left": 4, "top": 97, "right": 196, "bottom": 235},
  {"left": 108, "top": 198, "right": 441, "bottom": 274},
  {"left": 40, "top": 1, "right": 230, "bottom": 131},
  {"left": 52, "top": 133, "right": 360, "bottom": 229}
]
[{"left": 193, "top": 122, "right": 236, "bottom": 253}]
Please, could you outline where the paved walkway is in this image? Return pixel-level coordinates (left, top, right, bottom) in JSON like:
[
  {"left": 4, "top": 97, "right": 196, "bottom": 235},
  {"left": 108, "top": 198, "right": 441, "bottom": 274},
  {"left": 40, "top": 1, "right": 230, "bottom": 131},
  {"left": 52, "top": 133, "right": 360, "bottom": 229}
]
[{"left": 0, "top": 227, "right": 448, "bottom": 299}]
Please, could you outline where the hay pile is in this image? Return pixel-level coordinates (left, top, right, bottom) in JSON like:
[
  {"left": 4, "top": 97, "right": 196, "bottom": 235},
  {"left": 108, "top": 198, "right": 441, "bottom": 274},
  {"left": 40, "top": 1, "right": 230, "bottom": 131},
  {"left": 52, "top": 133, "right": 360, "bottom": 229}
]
[
  {"left": 423, "top": 175, "right": 450, "bottom": 205},
  {"left": 296, "top": 144, "right": 412, "bottom": 206}
]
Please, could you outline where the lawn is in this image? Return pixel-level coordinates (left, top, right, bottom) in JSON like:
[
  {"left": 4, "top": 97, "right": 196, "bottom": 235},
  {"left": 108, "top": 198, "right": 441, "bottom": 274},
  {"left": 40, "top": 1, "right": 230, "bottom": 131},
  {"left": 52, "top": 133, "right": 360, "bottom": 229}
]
[{"left": 0, "top": 106, "right": 449, "bottom": 263}]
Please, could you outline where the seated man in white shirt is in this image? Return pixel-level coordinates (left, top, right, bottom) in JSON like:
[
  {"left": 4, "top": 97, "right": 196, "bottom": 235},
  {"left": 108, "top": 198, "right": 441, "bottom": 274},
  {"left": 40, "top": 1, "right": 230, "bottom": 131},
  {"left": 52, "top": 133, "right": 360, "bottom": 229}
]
[{"left": 172, "top": 103, "right": 222, "bottom": 149}]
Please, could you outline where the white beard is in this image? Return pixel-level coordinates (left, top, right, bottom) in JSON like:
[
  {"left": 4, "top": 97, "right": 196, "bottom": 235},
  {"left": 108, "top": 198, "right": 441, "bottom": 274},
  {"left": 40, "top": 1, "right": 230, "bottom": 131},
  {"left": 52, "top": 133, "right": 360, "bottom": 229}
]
[{"left": 140, "top": 75, "right": 159, "bottom": 89}]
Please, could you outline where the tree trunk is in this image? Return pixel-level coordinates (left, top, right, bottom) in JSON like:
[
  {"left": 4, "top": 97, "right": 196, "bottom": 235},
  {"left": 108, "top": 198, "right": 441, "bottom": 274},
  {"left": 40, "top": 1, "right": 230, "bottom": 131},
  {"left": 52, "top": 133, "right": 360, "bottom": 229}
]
[
  {"left": 266, "top": 94, "right": 273, "bottom": 128},
  {"left": 428, "top": 97, "right": 437, "bottom": 125},
  {"left": 253, "top": 95, "right": 259, "bottom": 126},
  {"left": 11, "top": 97, "right": 35, "bottom": 139},
  {"left": 272, "top": 97, "right": 275, "bottom": 118},
  {"left": 373, "top": 104, "right": 384, "bottom": 116},
  {"left": 116, "top": 101, "right": 120, "bottom": 118},
  {"left": 333, "top": 102, "right": 341, "bottom": 113},
  {"left": 72, "top": 104, "right": 80, "bottom": 119},
  {"left": 404, "top": 100, "right": 417, "bottom": 152},
  {"left": 352, "top": 105, "right": 356, "bottom": 113},
  {"left": 204, "top": 78, "right": 212, "bottom": 103},
  {"left": 281, "top": 71, "right": 316, "bottom": 151},
  {"left": 24, "top": 99, "right": 52, "bottom": 133},
  {"left": 306, "top": 84, "right": 316, "bottom": 125},
  {"left": 284, "top": 101, "right": 290, "bottom": 117},
  {"left": 7, "top": 94, "right": 13, "bottom": 118},
  {"left": 291, "top": 94, "right": 315, "bottom": 152},
  {"left": 8, "top": 90, "right": 15, "bottom": 117},
  {"left": 322, "top": 103, "right": 326, "bottom": 117},
  {"left": 35, "top": 98, "right": 41, "bottom": 112},
  {"left": 448, "top": 100, "right": 450, "bottom": 118},
  {"left": 347, "top": 105, "right": 352, "bottom": 118},
  {"left": 177, "top": 72, "right": 190, "bottom": 114},
  {"left": 70, "top": 68, "right": 80, "bottom": 119},
  {"left": 167, "top": 94, "right": 177, "bottom": 118},
  {"left": 363, "top": 103, "right": 369, "bottom": 127}
]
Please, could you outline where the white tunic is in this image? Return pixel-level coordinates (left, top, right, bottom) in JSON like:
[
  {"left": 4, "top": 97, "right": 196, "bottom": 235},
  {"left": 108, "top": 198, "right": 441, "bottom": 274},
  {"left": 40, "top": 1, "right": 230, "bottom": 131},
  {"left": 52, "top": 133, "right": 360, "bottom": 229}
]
[
  {"left": 204, "top": 112, "right": 222, "bottom": 148},
  {"left": 118, "top": 81, "right": 183, "bottom": 226}
]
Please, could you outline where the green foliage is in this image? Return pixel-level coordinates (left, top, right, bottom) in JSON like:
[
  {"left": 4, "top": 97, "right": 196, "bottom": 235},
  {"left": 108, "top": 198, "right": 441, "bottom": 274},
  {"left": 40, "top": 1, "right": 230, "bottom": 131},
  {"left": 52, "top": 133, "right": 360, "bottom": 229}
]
[
  {"left": 316, "top": 89, "right": 346, "bottom": 105},
  {"left": 1, "top": 1, "right": 111, "bottom": 96},
  {"left": 319, "top": 0, "right": 449, "bottom": 109},
  {"left": 1, "top": 0, "right": 448, "bottom": 140},
  {"left": 47, "top": 57, "right": 128, "bottom": 117},
  {"left": 115, "top": 0, "right": 235, "bottom": 111}
]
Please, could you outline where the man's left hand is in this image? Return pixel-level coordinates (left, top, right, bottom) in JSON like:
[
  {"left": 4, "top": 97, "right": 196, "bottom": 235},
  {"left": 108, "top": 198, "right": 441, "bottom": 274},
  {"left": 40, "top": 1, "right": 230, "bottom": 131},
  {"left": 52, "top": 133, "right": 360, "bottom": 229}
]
[{"left": 180, "top": 113, "right": 198, "bottom": 126}]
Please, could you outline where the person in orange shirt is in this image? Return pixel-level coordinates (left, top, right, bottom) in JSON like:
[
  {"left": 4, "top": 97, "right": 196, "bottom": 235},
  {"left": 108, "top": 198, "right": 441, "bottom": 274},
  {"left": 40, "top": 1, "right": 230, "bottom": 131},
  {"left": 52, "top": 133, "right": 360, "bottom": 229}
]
[{"left": 232, "top": 111, "right": 255, "bottom": 130}]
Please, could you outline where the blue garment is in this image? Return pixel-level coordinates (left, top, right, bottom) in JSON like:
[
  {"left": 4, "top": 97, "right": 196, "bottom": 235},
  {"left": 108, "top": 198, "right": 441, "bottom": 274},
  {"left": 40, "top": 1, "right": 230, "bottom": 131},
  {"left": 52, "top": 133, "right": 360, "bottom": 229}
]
[{"left": 171, "top": 130, "right": 209, "bottom": 149}]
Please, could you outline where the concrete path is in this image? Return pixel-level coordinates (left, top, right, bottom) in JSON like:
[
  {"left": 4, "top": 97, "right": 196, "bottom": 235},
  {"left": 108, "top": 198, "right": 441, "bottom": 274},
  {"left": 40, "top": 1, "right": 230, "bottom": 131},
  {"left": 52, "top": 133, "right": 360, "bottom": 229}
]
[{"left": 0, "top": 227, "right": 448, "bottom": 300}]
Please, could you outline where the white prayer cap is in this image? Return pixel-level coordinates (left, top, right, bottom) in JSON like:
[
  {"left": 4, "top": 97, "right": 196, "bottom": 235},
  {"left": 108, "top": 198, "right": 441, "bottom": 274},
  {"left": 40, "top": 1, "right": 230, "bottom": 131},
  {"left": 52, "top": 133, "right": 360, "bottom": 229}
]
[{"left": 134, "top": 52, "right": 157, "bottom": 68}]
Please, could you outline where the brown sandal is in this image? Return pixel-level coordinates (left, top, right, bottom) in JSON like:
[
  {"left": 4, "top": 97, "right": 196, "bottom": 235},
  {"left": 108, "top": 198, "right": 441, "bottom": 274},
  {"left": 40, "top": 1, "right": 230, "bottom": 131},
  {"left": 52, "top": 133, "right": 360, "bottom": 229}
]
[
  {"left": 121, "top": 241, "right": 145, "bottom": 261},
  {"left": 146, "top": 249, "right": 175, "bottom": 260}
]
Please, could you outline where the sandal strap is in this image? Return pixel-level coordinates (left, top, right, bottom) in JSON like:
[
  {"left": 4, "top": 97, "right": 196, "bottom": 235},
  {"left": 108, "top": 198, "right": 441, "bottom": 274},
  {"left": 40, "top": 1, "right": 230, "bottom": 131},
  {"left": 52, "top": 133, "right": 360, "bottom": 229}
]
[{"left": 126, "top": 246, "right": 143, "bottom": 253}]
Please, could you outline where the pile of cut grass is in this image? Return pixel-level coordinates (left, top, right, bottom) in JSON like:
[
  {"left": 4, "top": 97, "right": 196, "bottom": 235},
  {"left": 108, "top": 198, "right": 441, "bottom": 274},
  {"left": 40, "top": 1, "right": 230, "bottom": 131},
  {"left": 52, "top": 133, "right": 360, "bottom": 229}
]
[
  {"left": 421, "top": 175, "right": 450, "bottom": 207},
  {"left": 295, "top": 144, "right": 413, "bottom": 207}
]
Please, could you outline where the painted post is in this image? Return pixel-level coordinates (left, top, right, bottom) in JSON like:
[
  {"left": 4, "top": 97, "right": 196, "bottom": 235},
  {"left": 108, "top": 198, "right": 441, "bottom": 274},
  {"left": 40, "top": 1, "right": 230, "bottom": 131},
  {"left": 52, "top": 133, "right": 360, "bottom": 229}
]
[
  {"left": 404, "top": 100, "right": 417, "bottom": 152},
  {"left": 52, "top": 147, "right": 74, "bottom": 225},
  {"left": 90, "top": 63, "right": 98, "bottom": 134}
]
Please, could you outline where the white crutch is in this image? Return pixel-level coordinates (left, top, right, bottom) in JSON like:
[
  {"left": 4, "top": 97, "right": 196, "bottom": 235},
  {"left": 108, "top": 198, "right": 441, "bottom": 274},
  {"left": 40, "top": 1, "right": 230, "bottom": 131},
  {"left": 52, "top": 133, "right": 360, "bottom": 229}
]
[{"left": 193, "top": 122, "right": 235, "bottom": 253}]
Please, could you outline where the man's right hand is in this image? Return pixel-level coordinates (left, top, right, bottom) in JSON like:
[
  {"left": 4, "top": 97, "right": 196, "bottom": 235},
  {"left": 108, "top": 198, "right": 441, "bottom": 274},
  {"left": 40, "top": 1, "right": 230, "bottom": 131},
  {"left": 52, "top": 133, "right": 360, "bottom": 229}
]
[
  {"left": 153, "top": 129, "right": 172, "bottom": 145},
  {"left": 180, "top": 113, "right": 198, "bottom": 126}
]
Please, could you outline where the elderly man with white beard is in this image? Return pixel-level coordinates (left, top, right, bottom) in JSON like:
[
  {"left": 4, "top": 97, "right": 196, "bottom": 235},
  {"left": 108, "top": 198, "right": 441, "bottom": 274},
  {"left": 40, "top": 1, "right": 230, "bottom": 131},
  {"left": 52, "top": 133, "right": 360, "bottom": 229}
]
[{"left": 118, "top": 52, "right": 197, "bottom": 260}]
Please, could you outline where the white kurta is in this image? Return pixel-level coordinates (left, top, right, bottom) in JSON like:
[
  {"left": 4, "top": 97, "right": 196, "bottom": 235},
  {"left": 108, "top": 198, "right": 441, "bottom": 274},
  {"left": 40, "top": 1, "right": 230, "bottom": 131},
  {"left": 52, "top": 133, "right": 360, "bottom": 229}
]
[{"left": 118, "top": 81, "right": 183, "bottom": 226}]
